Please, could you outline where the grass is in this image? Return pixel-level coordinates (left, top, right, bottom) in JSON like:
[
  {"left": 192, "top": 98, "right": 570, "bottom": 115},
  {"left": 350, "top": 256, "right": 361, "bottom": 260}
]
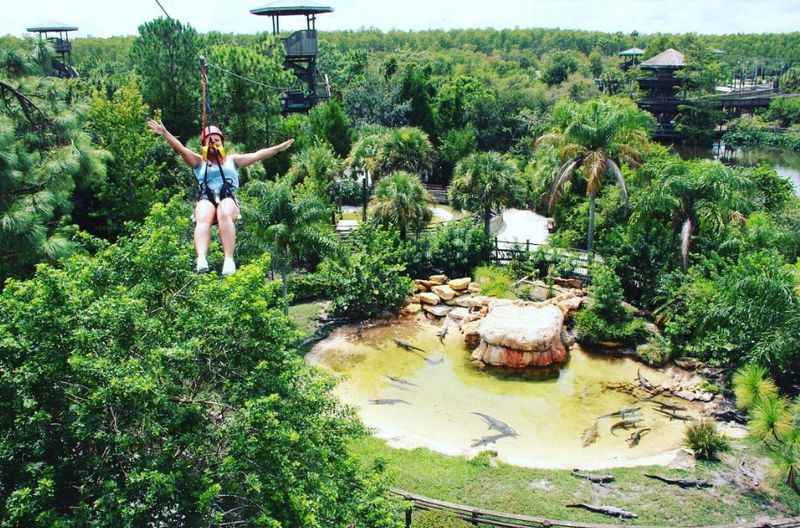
[
  {"left": 288, "top": 301, "right": 326, "bottom": 336},
  {"left": 352, "top": 436, "right": 799, "bottom": 526},
  {"left": 473, "top": 265, "right": 517, "bottom": 298}
]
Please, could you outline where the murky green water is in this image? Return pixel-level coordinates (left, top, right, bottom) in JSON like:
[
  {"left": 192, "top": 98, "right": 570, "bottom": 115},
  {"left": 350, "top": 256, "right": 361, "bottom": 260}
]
[{"left": 307, "top": 317, "right": 696, "bottom": 469}]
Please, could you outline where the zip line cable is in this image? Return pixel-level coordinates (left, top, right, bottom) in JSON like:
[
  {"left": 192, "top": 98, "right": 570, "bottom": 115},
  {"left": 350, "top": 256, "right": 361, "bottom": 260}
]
[{"left": 151, "top": 0, "right": 291, "bottom": 93}]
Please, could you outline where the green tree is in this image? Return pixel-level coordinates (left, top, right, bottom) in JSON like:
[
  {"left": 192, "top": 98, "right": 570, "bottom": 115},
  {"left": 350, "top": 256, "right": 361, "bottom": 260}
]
[
  {"left": 81, "top": 81, "right": 181, "bottom": 238},
  {"left": 398, "top": 64, "right": 436, "bottom": 137},
  {"left": 130, "top": 17, "right": 200, "bottom": 140},
  {"left": 0, "top": 198, "right": 398, "bottom": 526},
  {"left": 370, "top": 171, "right": 432, "bottom": 240},
  {"left": 374, "top": 127, "right": 435, "bottom": 180},
  {"left": 342, "top": 71, "right": 410, "bottom": 128},
  {"left": 206, "top": 41, "right": 291, "bottom": 152},
  {"left": 449, "top": 151, "right": 520, "bottom": 237},
  {"left": 249, "top": 176, "right": 338, "bottom": 308},
  {"left": 541, "top": 98, "right": 653, "bottom": 256},
  {"left": 286, "top": 142, "right": 343, "bottom": 195},
  {"left": 0, "top": 81, "right": 109, "bottom": 282},
  {"left": 308, "top": 99, "right": 353, "bottom": 157},
  {"left": 541, "top": 50, "right": 582, "bottom": 85}
]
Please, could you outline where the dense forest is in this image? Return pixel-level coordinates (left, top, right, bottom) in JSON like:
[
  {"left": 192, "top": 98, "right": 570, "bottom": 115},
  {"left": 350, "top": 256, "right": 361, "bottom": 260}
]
[{"left": 1, "top": 20, "right": 800, "bottom": 527}]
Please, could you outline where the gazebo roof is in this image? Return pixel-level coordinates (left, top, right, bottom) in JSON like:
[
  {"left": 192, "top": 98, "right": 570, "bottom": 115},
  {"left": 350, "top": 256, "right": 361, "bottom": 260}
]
[
  {"left": 250, "top": 1, "right": 333, "bottom": 16},
  {"left": 641, "top": 48, "right": 685, "bottom": 68},
  {"left": 619, "top": 47, "right": 645, "bottom": 56},
  {"left": 26, "top": 23, "right": 78, "bottom": 33}
]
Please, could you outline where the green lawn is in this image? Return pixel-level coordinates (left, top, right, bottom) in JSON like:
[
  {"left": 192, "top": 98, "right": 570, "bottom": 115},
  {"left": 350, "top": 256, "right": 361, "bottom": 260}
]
[
  {"left": 352, "top": 436, "right": 799, "bottom": 527},
  {"left": 288, "top": 301, "right": 327, "bottom": 336}
]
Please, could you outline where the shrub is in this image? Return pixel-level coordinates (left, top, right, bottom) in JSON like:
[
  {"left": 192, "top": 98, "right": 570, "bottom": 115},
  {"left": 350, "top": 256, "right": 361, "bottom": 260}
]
[
  {"left": 287, "top": 271, "right": 333, "bottom": 302},
  {"left": 426, "top": 220, "right": 491, "bottom": 278},
  {"left": 473, "top": 265, "right": 516, "bottom": 298},
  {"left": 683, "top": 420, "right": 730, "bottom": 460},
  {"left": 733, "top": 364, "right": 779, "bottom": 411},
  {"left": 323, "top": 249, "right": 413, "bottom": 321}
]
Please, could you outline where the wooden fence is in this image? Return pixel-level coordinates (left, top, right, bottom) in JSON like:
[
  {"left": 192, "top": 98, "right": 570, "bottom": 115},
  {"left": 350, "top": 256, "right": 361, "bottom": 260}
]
[
  {"left": 391, "top": 488, "right": 800, "bottom": 528},
  {"left": 490, "top": 237, "right": 598, "bottom": 279}
]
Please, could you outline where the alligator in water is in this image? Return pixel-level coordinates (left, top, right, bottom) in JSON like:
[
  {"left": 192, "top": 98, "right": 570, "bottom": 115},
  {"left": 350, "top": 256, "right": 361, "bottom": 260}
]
[
  {"left": 627, "top": 427, "right": 651, "bottom": 447},
  {"left": 570, "top": 469, "right": 614, "bottom": 484},
  {"left": 610, "top": 418, "right": 643, "bottom": 436},
  {"left": 386, "top": 375, "right": 418, "bottom": 387},
  {"left": 598, "top": 406, "right": 641, "bottom": 420},
  {"left": 368, "top": 399, "right": 411, "bottom": 406},
  {"left": 653, "top": 407, "right": 694, "bottom": 421},
  {"left": 471, "top": 412, "right": 518, "bottom": 437},
  {"left": 581, "top": 422, "right": 599, "bottom": 447},
  {"left": 651, "top": 400, "right": 687, "bottom": 413},
  {"left": 394, "top": 339, "right": 427, "bottom": 354},
  {"left": 470, "top": 433, "right": 511, "bottom": 448},
  {"left": 566, "top": 503, "right": 637, "bottom": 519},
  {"left": 645, "top": 473, "right": 711, "bottom": 488}
]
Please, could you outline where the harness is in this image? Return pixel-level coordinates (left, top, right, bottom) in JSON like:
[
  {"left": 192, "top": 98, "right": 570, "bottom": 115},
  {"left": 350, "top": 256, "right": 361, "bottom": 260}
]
[{"left": 197, "top": 157, "right": 237, "bottom": 205}]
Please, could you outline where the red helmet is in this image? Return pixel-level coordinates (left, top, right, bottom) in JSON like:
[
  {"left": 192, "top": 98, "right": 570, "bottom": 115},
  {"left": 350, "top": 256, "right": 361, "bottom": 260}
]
[{"left": 200, "top": 125, "right": 224, "bottom": 145}]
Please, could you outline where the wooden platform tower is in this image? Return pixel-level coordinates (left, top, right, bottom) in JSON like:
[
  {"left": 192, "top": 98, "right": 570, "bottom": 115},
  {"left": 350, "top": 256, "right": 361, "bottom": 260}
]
[
  {"left": 250, "top": 1, "right": 333, "bottom": 113},
  {"left": 26, "top": 23, "right": 79, "bottom": 78}
]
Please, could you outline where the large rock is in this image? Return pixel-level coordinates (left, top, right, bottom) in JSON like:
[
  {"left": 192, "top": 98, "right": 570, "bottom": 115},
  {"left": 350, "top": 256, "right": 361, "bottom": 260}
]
[
  {"left": 401, "top": 303, "right": 421, "bottom": 315},
  {"left": 418, "top": 292, "right": 440, "bottom": 305},
  {"left": 429, "top": 274, "right": 448, "bottom": 285},
  {"left": 448, "top": 277, "right": 471, "bottom": 291},
  {"left": 422, "top": 304, "right": 452, "bottom": 318},
  {"left": 472, "top": 302, "right": 567, "bottom": 368},
  {"left": 462, "top": 320, "right": 482, "bottom": 350},
  {"left": 432, "top": 284, "right": 457, "bottom": 301}
]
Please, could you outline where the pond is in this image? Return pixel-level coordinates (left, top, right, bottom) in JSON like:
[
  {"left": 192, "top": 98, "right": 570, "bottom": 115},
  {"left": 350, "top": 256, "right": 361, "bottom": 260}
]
[
  {"left": 674, "top": 142, "right": 800, "bottom": 195},
  {"left": 307, "top": 316, "right": 699, "bottom": 470}
]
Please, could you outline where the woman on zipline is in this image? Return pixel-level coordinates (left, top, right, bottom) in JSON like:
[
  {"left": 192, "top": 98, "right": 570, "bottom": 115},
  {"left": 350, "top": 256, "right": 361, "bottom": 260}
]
[{"left": 147, "top": 119, "right": 293, "bottom": 275}]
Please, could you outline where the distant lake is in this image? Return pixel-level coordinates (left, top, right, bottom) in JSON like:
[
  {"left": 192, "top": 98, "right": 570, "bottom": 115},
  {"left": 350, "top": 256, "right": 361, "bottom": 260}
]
[{"left": 674, "top": 142, "right": 800, "bottom": 195}]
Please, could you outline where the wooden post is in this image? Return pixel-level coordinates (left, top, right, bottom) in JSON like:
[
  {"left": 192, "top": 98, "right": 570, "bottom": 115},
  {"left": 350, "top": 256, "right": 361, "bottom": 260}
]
[
  {"left": 526, "top": 239, "right": 530, "bottom": 253},
  {"left": 404, "top": 505, "right": 412, "bottom": 528},
  {"left": 361, "top": 176, "right": 368, "bottom": 223}
]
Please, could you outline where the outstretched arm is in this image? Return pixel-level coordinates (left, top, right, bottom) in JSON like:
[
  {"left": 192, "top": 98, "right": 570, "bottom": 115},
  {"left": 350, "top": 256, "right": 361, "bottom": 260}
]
[
  {"left": 234, "top": 139, "right": 294, "bottom": 169},
  {"left": 147, "top": 119, "right": 202, "bottom": 168}
]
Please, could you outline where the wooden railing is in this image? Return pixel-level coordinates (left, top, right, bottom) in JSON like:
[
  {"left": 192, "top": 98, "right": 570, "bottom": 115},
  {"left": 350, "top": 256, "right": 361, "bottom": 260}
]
[
  {"left": 391, "top": 488, "right": 800, "bottom": 528},
  {"left": 490, "top": 237, "right": 598, "bottom": 279}
]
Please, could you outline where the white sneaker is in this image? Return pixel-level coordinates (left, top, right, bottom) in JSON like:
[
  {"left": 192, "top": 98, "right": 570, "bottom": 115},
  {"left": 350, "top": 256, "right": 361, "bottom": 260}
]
[
  {"left": 196, "top": 256, "right": 209, "bottom": 273},
  {"left": 222, "top": 257, "right": 236, "bottom": 276}
]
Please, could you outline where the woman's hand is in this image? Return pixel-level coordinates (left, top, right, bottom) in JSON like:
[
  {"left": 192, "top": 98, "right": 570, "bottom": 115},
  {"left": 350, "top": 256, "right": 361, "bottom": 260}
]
[
  {"left": 147, "top": 119, "right": 167, "bottom": 136},
  {"left": 279, "top": 138, "right": 295, "bottom": 152}
]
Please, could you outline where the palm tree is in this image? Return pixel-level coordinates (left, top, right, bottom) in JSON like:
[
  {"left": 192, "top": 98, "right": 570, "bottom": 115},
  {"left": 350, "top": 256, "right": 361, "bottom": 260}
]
[
  {"left": 369, "top": 171, "right": 432, "bottom": 240},
  {"left": 245, "top": 176, "right": 338, "bottom": 313},
  {"left": 449, "top": 152, "right": 520, "bottom": 237},
  {"left": 635, "top": 159, "right": 752, "bottom": 270},
  {"left": 540, "top": 98, "right": 653, "bottom": 259}
]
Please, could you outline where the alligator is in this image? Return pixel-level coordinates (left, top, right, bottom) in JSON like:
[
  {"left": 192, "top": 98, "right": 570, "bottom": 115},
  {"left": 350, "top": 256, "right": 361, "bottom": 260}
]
[
  {"left": 386, "top": 375, "right": 418, "bottom": 387},
  {"left": 470, "top": 433, "right": 512, "bottom": 448},
  {"left": 581, "top": 422, "right": 599, "bottom": 447},
  {"left": 570, "top": 469, "right": 614, "bottom": 484},
  {"left": 566, "top": 503, "right": 637, "bottom": 519},
  {"left": 651, "top": 400, "right": 687, "bottom": 413},
  {"left": 471, "top": 412, "right": 518, "bottom": 437},
  {"left": 394, "top": 339, "right": 427, "bottom": 354},
  {"left": 627, "top": 427, "right": 651, "bottom": 448},
  {"left": 653, "top": 407, "right": 694, "bottom": 421},
  {"left": 610, "top": 418, "right": 643, "bottom": 436},
  {"left": 368, "top": 399, "right": 411, "bottom": 406},
  {"left": 598, "top": 406, "right": 641, "bottom": 420},
  {"left": 645, "top": 473, "right": 711, "bottom": 488}
]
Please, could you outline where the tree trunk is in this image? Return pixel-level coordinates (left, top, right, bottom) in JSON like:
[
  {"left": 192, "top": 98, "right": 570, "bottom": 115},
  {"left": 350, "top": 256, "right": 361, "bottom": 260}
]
[
  {"left": 788, "top": 465, "right": 799, "bottom": 494},
  {"left": 483, "top": 209, "right": 491, "bottom": 238},
  {"left": 400, "top": 223, "right": 407, "bottom": 241},
  {"left": 280, "top": 258, "right": 289, "bottom": 316},
  {"left": 587, "top": 194, "right": 596, "bottom": 268},
  {"left": 361, "top": 175, "right": 368, "bottom": 223}
]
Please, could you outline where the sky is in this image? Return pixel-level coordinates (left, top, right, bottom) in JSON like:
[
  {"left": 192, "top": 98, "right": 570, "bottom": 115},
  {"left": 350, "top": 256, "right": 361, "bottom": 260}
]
[{"left": 6, "top": 0, "right": 800, "bottom": 38}]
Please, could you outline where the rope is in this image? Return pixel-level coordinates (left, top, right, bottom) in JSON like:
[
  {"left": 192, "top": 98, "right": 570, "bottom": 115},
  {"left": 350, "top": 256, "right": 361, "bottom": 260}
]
[{"left": 154, "top": 0, "right": 172, "bottom": 19}]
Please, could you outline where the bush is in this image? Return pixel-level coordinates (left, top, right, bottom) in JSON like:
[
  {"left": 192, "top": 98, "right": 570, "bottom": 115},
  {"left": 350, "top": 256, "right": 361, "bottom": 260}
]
[
  {"left": 473, "top": 265, "right": 516, "bottom": 298},
  {"left": 426, "top": 220, "right": 491, "bottom": 278},
  {"left": 684, "top": 420, "right": 730, "bottom": 460},
  {"left": 323, "top": 248, "right": 413, "bottom": 321},
  {"left": 332, "top": 177, "right": 364, "bottom": 205},
  {"left": 287, "top": 271, "right": 333, "bottom": 302},
  {"left": 574, "top": 265, "right": 647, "bottom": 346}
]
